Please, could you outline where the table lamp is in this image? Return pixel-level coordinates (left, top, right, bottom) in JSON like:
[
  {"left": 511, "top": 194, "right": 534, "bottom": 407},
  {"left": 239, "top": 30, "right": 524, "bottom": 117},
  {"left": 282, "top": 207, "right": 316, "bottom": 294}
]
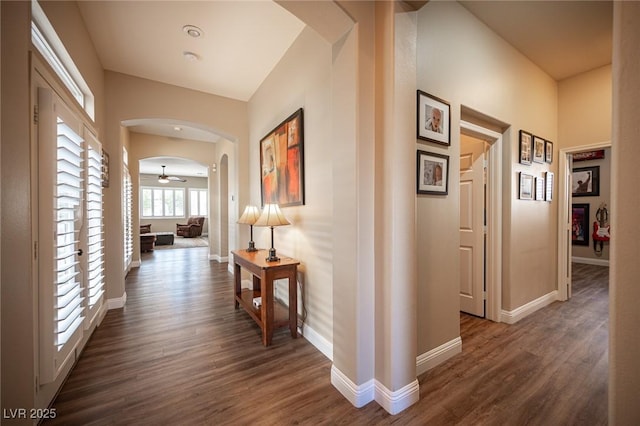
[
  {"left": 254, "top": 204, "right": 290, "bottom": 262},
  {"left": 237, "top": 205, "right": 261, "bottom": 252}
]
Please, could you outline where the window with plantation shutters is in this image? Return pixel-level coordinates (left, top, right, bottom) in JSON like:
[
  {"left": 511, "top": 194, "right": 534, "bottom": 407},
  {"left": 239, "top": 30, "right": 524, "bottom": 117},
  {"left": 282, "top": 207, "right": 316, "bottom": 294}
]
[
  {"left": 123, "top": 166, "right": 133, "bottom": 272},
  {"left": 38, "top": 87, "right": 85, "bottom": 383},
  {"left": 84, "top": 132, "right": 105, "bottom": 325}
]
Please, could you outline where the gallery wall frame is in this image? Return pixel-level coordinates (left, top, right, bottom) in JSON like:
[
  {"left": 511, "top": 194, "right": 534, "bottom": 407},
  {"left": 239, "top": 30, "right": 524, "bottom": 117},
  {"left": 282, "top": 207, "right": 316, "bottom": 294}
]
[
  {"left": 572, "top": 166, "right": 599, "bottom": 197},
  {"left": 417, "top": 90, "right": 451, "bottom": 146},
  {"left": 260, "top": 108, "right": 305, "bottom": 207},
  {"left": 519, "top": 130, "right": 532, "bottom": 165},
  {"left": 572, "top": 203, "right": 590, "bottom": 246},
  {"left": 533, "top": 136, "right": 545, "bottom": 163},
  {"left": 417, "top": 150, "right": 449, "bottom": 195},
  {"left": 545, "top": 171, "right": 554, "bottom": 201},
  {"left": 519, "top": 172, "right": 534, "bottom": 200},
  {"left": 545, "top": 140, "right": 554, "bottom": 164}
]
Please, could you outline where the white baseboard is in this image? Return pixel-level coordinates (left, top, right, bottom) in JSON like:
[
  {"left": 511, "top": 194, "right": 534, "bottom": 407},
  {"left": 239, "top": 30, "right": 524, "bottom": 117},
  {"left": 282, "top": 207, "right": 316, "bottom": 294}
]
[
  {"left": 572, "top": 256, "right": 610, "bottom": 267},
  {"left": 416, "top": 337, "right": 462, "bottom": 376},
  {"left": 331, "top": 365, "right": 375, "bottom": 408},
  {"left": 501, "top": 290, "right": 558, "bottom": 324},
  {"left": 107, "top": 291, "right": 127, "bottom": 310},
  {"left": 330, "top": 366, "right": 419, "bottom": 415},
  {"left": 209, "top": 254, "right": 229, "bottom": 262},
  {"left": 374, "top": 378, "right": 420, "bottom": 415},
  {"left": 131, "top": 260, "right": 141, "bottom": 268},
  {"left": 301, "top": 323, "right": 333, "bottom": 361}
]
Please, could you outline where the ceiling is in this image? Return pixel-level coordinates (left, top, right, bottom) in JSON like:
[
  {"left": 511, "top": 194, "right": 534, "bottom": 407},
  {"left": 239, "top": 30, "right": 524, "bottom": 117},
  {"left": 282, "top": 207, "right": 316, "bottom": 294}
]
[
  {"left": 77, "top": 0, "right": 612, "bottom": 168},
  {"left": 139, "top": 156, "right": 209, "bottom": 178}
]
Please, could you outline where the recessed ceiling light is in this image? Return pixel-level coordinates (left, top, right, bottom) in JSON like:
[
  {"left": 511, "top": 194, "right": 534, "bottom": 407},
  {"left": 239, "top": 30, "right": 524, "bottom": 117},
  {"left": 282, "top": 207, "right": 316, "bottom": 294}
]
[
  {"left": 182, "top": 25, "right": 203, "bottom": 38},
  {"left": 183, "top": 51, "right": 200, "bottom": 62}
]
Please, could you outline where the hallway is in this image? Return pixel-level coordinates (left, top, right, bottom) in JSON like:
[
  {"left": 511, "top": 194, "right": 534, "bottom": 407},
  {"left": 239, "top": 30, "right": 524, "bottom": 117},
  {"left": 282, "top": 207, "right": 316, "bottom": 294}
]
[{"left": 46, "top": 251, "right": 607, "bottom": 424}]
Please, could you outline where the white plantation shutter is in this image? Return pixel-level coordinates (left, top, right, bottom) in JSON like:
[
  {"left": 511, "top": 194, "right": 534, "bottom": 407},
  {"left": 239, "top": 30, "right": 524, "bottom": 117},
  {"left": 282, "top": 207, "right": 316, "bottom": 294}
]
[
  {"left": 84, "top": 132, "right": 105, "bottom": 325},
  {"left": 123, "top": 166, "right": 133, "bottom": 271},
  {"left": 38, "top": 88, "right": 85, "bottom": 383}
]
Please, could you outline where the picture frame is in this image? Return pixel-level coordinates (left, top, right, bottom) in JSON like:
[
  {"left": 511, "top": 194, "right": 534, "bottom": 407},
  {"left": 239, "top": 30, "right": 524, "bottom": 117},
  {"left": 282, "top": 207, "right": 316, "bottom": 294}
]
[
  {"left": 519, "top": 130, "right": 532, "bottom": 165},
  {"left": 101, "top": 148, "right": 110, "bottom": 188},
  {"left": 260, "top": 108, "right": 305, "bottom": 207},
  {"left": 545, "top": 140, "right": 553, "bottom": 164},
  {"left": 572, "top": 166, "right": 599, "bottom": 197},
  {"left": 571, "top": 203, "right": 590, "bottom": 246},
  {"left": 545, "top": 171, "right": 554, "bottom": 202},
  {"left": 519, "top": 172, "right": 534, "bottom": 200},
  {"left": 573, "top": 149, "right": 605, "bottom": 162},
  {"left": 535, "top": 176, "right": 545, "bottom": 201},
  {"left": 417, "top": 150, "right": 449, "bottom": 195},
  {"left": 417, "top": 90, "right": 451, "bottom": 146},
  {"left": 533, "top": 136, "right": 545, "bottom": 163}
]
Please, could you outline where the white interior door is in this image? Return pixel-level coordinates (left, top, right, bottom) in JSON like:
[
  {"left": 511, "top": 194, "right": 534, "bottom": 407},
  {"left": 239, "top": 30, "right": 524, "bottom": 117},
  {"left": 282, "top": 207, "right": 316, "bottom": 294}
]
[{"left": 459, "top": 134, "right": 486, "bottom": 317}]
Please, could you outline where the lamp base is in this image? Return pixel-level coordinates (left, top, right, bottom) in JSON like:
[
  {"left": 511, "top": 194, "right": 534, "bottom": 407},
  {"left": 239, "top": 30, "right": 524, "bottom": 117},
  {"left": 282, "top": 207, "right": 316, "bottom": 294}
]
[
  {"left": 265, "top": 247, "right": 280, "bottom": 262},
  {"left": 246, "top": 241, "right": 258, "bottom": 252}
]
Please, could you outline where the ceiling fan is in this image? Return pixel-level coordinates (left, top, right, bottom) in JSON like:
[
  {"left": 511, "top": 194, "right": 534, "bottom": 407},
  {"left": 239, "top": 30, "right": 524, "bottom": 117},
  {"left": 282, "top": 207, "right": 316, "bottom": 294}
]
[{"left": 158, "top": 165, "right": 187, "bottom": 183}]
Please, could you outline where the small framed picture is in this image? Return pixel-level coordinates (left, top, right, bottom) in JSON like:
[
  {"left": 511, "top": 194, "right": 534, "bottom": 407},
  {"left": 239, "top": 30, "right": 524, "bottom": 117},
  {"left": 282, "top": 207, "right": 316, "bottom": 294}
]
[
  {"left": 417, "top": 150, "right": 449, "bottom": 195},
  {"left": 417, "top": 90, "right": 451, "bottom": 146},
  {"left": 572, "top": 166, "right": 599, "bottom": 197},
  {"left": 545, "top": 140, "right": 553, "bottom": 164},
  {"left": 545, "top": 171, "right": 554, "bottom": 201},
  {"left": 535, "top": 176, "right": 545, "bottom": 201},
  {"left": 519, "top": 172, "right": 534, "bottom": 200},
  {"left": 572, "top": 203, "right": 590, "bottom": 246},
  {"left": 519, "top": 130, "right": 532, "bottom": 165},
  {"left": 533, "top": 136, "right": 545, "bottom": 163}
]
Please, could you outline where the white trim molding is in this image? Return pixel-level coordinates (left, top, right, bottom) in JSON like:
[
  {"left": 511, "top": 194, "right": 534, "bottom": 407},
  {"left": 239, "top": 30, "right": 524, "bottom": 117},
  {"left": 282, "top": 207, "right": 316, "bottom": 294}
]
[
  {"left": 374, "top": 379, "right": 420, "bottom": 415},
  {"left": 301, "top": 324, "right": 333, "bottom": 361},
  {"left": 501, "top": 290, "right": 558, "bottom": 324},
  {"left": 572, "top": 256, "right": 610, "bottom": 267},
  {"left": 416, "top": 337, "right": 462, "bottom": 376},
  {"left": 331, "top": 365, "right": 375, "bottom": 408},
  {"left": 107, "top": 291, "right": 127, "bottom": 310},
  {"left": 209, "top": 254, "right": 229, "bottom": 263},
  {"left": 330, "top": 366, "right": 420, "bottom": 415}
]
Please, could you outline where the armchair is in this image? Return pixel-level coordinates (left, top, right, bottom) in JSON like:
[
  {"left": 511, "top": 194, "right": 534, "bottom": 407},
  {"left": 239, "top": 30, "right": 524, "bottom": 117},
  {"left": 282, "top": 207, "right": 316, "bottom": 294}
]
[{"left": 176, "top": 216, "right": 205, "bottom": 238}]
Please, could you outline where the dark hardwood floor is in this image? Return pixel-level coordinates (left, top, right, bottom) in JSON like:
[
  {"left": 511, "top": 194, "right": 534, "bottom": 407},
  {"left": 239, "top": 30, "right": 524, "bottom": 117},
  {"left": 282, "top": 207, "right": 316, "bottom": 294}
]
[{"left": 46, "top": 252, "right": 608, "bottom": 425}]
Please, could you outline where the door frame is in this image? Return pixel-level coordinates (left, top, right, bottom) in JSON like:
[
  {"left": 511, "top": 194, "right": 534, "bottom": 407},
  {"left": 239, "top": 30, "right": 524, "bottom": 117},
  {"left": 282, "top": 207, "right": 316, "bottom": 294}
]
[
  {"left": 556, "top": 141, "right": 611, "bottom": 301},
  {"left": 460, "top": 121, "right": 502, "bottom": 322}
]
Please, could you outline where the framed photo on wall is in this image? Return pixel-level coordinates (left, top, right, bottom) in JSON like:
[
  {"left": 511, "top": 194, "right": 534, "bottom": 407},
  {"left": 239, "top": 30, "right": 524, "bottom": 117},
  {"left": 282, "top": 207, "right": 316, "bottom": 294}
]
[
  {"left": 535, "top": 176, "right": 545, "bottom": 201},
  {"left": 545, "top": 140, "right": 553, "bottom": 164},
  {"left": 417, "top": 90, "right": 451, "bottom": 146},
  {"left": 519, "top": 130, "right": 532, "bottom": 165},
  {"left": 417, "top": 150, "right": 449, "bottom": 195},
  {"left": 572, "top": 166, "right": 599, "bottom": 197},
  {"left": 545, "top": 171, "right": 554, "bottom": 201},
  {"left": 260, "top": 108, "right": 305, "bottom": 207},
  {"left": 572, "top": 203, "right": 590, "bottom": 246},
  {"left": 533, "top": 136, "right": 545, "bottom": 163},
  {"left": 519, "top": 172, "right": 534, "bottom": 200}
]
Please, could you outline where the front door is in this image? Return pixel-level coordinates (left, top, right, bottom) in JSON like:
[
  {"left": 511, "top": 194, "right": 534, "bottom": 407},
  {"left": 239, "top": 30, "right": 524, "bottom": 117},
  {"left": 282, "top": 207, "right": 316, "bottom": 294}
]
[{"left": 459, "top": 134, "right": 486, "bottom": 317}]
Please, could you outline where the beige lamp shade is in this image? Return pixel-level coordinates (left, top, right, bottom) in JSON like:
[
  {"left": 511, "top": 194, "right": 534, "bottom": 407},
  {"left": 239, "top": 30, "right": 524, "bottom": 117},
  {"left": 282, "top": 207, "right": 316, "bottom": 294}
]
[
  {"left": 238, "top": 205, "right": 261, "bottom": 225},
  {"left": 254, "top": 204, "right": 290, "bottom": 227}
]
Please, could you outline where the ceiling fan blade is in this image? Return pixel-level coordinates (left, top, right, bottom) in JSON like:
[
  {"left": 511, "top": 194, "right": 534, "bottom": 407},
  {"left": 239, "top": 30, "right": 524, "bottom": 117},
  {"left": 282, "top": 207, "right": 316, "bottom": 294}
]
[{"left": 167, "top": 176, "right": 187, "bottom": 182}]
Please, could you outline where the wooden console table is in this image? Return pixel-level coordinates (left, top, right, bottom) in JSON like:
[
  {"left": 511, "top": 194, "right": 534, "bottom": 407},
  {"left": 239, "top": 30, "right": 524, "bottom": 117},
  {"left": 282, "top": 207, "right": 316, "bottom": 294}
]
[{"left": 232, "top": 249, "right": 300, "bottom": 346}]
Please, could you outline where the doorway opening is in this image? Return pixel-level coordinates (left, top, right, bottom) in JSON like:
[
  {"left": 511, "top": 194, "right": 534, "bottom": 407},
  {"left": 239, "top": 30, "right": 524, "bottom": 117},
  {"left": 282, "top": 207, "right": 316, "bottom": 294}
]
[
  {"left": 557, "top": 142, "right": 611, "bottom": 300},
  {"left": 459, "top": 120, "right": 503, "bottom": 322}
]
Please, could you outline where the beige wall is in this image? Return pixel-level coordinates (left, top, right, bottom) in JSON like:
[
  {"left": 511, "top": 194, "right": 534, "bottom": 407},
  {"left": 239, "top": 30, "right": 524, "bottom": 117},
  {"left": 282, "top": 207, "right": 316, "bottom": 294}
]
[
  {"left": 416, "top": 0, "right": 559, "bottom": 353},
  {"left": 610, "top": 2, "right": 640, "bottom": 423},
  {"left": 558, "top": 65, "right": 612, "bottom": 148},
  {"left": 248, "top": 26, "right": 334, "bottom": 343}
]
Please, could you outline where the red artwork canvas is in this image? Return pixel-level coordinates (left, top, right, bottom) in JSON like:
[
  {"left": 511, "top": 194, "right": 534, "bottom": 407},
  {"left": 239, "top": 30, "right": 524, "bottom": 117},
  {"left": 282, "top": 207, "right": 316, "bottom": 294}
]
[{"left": 260, "top": 109, "right": 305, "bottom": 207}]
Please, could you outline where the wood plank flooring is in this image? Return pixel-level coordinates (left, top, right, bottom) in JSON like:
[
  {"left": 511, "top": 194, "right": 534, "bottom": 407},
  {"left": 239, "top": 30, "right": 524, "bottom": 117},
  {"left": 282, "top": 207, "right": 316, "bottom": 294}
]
[{"left": 46, "top": 252, "right": 608, "bottom": 425}]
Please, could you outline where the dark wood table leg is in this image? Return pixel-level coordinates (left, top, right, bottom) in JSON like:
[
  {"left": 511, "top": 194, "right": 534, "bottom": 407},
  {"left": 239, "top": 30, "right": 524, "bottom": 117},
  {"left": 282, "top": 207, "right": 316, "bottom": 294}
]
[
  {"left": 262, "top": 269, "right": 274, "bottom": 346},
  {"left": 289, "top": 267, "right": 298, "bottom": 338},
  {"left": 234, "top": 261, "right": 241, "bottom": 309}
]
